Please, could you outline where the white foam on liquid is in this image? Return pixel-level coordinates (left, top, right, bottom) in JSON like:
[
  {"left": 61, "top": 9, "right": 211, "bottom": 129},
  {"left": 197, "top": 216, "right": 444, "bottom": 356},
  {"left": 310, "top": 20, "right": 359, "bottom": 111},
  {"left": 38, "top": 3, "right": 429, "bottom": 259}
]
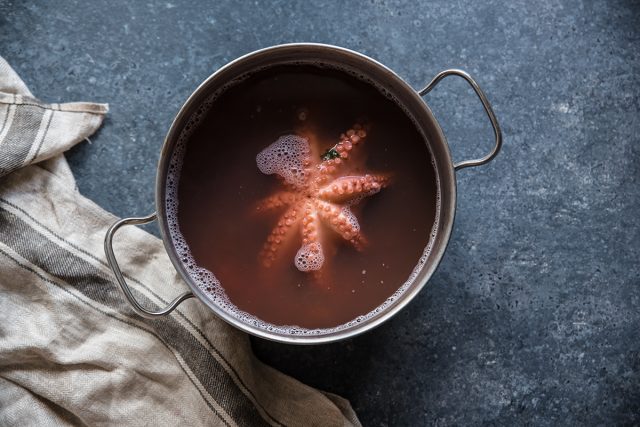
[
  {"left": 255, "top": 134, "right": 309, "bottom": 187},
  {"left": 294, "top": 242, "right": 325, "bottom": 272},
  {"left": 165, "top": 61, "right": 442, "bottom": 337},
  {"left": 340, "top": 206, "right": 360, "bottom": 232}
]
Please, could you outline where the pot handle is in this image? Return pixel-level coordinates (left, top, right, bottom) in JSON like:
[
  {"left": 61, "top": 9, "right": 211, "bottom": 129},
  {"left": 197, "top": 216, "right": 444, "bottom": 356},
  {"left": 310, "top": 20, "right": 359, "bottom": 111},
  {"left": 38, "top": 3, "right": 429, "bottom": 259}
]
[
  {"left": 104, "top": 212, "right": 194, "bottom": 318},
  {"left": 418, "top": 69, "right": 502, "bottom": 171}
]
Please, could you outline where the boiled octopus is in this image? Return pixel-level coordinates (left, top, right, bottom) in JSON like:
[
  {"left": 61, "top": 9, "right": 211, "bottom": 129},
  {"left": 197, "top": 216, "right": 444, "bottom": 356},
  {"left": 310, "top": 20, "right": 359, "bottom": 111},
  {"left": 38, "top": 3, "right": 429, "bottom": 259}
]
[{"left": 255, "top": 123, "right": 390, "bottom": 273}]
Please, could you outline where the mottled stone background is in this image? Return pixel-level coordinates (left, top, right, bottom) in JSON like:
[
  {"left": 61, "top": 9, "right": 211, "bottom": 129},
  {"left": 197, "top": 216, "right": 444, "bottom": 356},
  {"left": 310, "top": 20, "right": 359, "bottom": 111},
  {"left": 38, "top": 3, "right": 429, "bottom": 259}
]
[{"left": 1, "top": 0, "right": 639, "bottom": 424}]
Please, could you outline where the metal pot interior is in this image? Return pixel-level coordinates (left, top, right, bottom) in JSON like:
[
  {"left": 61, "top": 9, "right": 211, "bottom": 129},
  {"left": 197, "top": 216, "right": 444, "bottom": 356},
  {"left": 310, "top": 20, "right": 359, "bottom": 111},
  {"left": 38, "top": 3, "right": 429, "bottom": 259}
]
[{"left": 155, "top": 44, "right": 456, "bottom": 344}]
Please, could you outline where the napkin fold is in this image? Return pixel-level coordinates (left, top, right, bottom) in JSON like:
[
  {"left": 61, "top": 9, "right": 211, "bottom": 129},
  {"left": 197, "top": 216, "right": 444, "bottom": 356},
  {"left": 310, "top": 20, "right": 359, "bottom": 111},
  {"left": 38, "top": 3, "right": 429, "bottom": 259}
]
[{"left": 0, "top": 57, "right": 360, "bottom": 427}]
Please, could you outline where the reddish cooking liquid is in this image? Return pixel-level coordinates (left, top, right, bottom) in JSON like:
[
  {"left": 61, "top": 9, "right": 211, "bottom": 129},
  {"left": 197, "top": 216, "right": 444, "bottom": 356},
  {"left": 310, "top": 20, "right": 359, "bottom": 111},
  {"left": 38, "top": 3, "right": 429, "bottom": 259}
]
[{"left": 174, "top": 65, "right": 438, "bottom": 329}]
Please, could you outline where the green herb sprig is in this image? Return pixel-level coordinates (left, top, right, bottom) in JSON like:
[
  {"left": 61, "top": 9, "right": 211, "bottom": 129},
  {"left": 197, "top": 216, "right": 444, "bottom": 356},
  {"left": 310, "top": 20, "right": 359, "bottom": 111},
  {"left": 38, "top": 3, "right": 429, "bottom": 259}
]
[{"left": 320, "top": 146, "right": 341, "bottom": 161}]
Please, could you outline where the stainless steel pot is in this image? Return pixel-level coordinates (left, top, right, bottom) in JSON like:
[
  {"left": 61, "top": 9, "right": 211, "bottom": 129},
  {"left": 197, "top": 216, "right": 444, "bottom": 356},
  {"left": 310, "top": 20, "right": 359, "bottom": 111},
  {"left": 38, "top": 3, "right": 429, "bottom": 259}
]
[{"left": 104, "top": 43, "right": 502, "bottom": 344}]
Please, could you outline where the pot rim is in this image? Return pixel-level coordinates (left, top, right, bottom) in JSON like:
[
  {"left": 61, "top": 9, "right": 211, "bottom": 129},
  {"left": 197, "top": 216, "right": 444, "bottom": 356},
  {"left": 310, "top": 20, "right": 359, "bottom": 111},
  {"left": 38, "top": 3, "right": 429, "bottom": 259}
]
[{"left": 154, "top": 43, "right": 457, "bottom": 344}]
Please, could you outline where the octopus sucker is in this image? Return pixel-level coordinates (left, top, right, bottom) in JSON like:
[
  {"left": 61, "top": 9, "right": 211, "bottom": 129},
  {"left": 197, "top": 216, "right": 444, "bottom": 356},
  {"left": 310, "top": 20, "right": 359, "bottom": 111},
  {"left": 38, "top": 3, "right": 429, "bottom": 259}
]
[{"left": 255, "top": 122, "right": 390, "bottom": 274}]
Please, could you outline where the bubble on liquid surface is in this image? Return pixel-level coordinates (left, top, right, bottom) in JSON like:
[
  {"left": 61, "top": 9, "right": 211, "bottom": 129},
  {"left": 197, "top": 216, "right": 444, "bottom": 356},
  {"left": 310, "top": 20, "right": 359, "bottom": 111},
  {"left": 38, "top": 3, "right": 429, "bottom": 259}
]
[
  {"left": 295, "top": 242, "right": 325, "bottom": 272},
  {"left": 256, "top": 134, "right": 310, "bottom": 187},
  {"left": 340, "top": 206, "right": 360, "bottom": 232}
]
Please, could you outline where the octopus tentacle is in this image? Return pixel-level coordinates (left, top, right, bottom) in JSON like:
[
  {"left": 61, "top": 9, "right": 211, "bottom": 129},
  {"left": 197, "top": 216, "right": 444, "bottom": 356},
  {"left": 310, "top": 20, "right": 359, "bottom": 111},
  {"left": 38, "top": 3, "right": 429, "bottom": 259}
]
[
  {"left": 255, "top": 191, "right": 297, "bottom": 212},
  {"left": 259, "top": 206, "right": 301, "bottom": 267},
  {"left": 294, "top": 201, "right": 325, "bottom": 272},
  {"left": 330, "top": 123, "right": 368, "bottom": 174},
  {"left": 301, "top": 201, "right": 321, "bottom": 246},
  {"left": 336, "top": 123, "right": 368, "bottom": 160},
  {"left": 317, "top": 174, "right": 389, "bottom": 204},
  {"left": 315, "top": 123, "right": 368, "bottom": 182},
  {"left": 315, "top": 200, "right": 366, "bottom": 250}
]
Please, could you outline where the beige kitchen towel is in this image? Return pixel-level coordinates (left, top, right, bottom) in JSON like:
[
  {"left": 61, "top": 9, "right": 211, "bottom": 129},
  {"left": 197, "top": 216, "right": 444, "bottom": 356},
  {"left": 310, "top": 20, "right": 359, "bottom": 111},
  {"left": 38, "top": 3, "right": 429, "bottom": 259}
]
[{"left": 0, "top": 57, "right": 360, "bottom": 427}]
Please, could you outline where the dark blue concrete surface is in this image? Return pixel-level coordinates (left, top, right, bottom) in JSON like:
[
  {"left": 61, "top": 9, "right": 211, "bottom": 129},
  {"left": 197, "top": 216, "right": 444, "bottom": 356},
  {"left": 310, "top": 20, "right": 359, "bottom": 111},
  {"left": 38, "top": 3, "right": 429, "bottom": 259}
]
[{"left": 2, "top": 0, "right": 639, "bottom": 424}]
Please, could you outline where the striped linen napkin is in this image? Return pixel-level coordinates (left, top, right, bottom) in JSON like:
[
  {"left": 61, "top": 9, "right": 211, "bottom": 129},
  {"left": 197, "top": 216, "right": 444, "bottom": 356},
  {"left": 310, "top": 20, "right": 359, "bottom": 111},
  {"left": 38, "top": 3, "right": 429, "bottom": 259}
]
[{"left": 0, "top": 57, "right": 360, "bottom": 427}]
